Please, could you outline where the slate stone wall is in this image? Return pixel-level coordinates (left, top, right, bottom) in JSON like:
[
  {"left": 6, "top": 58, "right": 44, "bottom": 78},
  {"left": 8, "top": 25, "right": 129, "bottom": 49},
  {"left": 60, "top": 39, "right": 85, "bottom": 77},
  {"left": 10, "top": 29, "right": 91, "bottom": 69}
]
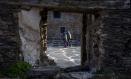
[
  {"left": 0, "top": 0, "right": 130, "bottom": 72},
  {"left": 102, "top": 9, "right": 131, "bottom": 72},
  {"left": 0, "top": 4, "right": 20, "bottom": 69}
]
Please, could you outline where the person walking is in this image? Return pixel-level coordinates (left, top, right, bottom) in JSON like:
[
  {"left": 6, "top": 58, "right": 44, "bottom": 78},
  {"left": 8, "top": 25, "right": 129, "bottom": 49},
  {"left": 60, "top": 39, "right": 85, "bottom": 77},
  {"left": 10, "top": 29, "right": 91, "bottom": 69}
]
[
  {"left": 66, "top": 31, "right": 72, "bottom": 47},
  {"left": 62, "top": 31, "right": 67, "bottom": 47},
  {"left": 62, "top": 29, "right": 72, "bottom": 47}
]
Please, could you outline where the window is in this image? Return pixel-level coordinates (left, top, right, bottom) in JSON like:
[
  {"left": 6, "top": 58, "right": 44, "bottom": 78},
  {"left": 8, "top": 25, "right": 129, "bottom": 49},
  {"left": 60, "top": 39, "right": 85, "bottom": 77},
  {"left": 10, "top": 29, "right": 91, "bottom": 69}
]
[
  {"left": 53, "top": 11, "right": 61, "bottom": 19},
  {"left": 60, "top": 27, "right": 65, "bottom": 33}
]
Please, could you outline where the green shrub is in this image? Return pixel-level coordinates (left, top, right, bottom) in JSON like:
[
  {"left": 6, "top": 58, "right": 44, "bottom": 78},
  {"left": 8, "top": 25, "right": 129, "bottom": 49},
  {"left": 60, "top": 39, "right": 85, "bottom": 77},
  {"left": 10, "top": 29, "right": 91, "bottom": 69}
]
[{"left": 6, "top": 61, "right": 32, "bottom": 79}]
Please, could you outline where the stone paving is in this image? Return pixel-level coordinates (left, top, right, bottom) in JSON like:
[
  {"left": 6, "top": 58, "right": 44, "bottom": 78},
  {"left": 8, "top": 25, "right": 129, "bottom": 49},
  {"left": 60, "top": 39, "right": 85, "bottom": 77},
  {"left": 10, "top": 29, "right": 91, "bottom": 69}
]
[{"left": 46, "top": 46, "right": 81, "bottom": 68}]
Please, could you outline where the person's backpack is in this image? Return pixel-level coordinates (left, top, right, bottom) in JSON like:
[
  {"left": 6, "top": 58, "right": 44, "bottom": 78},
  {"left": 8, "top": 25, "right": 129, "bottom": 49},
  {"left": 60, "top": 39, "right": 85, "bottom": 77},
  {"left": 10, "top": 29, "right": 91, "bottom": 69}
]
[
  {"left": 67, "top": 31, "right": 72, "bottom": 39},
  {"left": 64, "top": 32, "right": 68, "bottom": 41}
]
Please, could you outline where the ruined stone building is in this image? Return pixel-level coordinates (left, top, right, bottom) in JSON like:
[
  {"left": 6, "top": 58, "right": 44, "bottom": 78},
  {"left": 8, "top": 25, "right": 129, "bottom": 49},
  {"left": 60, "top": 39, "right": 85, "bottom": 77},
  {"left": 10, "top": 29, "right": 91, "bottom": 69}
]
[{"left": 0, "top": 0, "right": 131, "bottom": 74}]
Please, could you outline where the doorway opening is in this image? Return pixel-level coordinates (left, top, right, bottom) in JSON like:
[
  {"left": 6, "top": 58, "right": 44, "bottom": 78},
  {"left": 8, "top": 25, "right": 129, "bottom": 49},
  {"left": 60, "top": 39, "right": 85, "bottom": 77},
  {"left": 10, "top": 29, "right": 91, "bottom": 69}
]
[
  {"left": 46, "top": 11, "right": 82, "bottom": 68},
  {"left": 39, "top": 9, "right": 102, "bottom": 69}
]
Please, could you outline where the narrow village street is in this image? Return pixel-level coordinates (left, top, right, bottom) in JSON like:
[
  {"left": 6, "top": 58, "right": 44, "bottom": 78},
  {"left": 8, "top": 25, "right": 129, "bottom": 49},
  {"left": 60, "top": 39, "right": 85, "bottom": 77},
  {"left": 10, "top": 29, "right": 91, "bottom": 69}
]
[{"left": 47, "top": 47, "right": 81, "bottom": 68}]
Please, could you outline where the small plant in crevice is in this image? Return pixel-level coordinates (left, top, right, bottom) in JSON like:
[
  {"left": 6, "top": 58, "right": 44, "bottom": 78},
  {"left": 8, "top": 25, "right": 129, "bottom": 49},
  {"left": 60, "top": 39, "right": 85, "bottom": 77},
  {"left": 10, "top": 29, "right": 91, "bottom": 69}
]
[{"left": 5, "top": 61, "right": 32, "bottom": 79}]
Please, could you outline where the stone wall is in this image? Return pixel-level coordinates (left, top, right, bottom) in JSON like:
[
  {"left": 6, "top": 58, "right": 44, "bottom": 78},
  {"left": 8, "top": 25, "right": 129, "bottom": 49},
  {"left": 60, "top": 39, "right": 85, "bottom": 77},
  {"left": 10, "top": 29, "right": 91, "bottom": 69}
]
[
  {"left": 84, "top": 9, "right": 131, "bottom": 72},
  {"left": 102, "top": 9, "right": 131, "bottom": 72},
  {"left": 0, "top": 4, "right": 20, "bottom": 69},
  {"left": 0, "top": 0, "right": 130, "bottom": 73}
]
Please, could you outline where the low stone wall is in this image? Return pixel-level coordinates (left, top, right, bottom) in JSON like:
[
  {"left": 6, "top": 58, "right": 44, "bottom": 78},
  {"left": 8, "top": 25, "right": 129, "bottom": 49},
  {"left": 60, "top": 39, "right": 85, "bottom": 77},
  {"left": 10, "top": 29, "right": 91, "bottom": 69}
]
[{"left": 0, "top": 0, "right": 130, "bottom": 73}]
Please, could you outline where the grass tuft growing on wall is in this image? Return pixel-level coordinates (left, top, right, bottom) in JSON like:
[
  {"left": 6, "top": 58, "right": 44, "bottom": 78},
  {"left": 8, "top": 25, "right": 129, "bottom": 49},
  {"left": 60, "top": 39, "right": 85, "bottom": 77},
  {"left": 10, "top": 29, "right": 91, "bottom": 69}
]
[{"left": 0, "top": 61, "right": 32, "bottom": 79}]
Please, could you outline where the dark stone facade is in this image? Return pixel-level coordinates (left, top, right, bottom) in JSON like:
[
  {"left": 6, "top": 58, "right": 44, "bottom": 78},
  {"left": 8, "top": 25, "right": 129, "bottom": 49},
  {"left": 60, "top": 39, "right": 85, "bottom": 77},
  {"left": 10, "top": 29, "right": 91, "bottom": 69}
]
[
  {"left": 0, "top": 4, "right": 20, "bottom": 69},
  {"left": 102, "top": 9, "right": 131, "bottom": 72},
  {"left": 0, "top": 0, "right": 130, "bottom": 73}
]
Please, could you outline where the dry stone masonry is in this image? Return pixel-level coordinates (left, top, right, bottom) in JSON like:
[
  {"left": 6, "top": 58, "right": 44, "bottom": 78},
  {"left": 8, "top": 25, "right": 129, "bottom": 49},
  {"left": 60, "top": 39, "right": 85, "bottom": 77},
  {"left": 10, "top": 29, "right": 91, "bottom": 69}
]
[
  {"left": 102, "top": 9, "right": 131, "bottom": 72},
  {"left": 0, "top": 0, "right": 131, "bottom": 75},
  {"left": 0, "top": 3, "right": 20, "bottom": 69}
]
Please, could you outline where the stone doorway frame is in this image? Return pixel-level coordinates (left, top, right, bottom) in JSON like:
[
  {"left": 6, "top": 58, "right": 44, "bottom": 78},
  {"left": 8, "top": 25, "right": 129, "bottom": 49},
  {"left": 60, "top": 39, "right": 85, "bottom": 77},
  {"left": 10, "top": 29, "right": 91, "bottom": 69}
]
[
  {"left": 39, "top": 8, "right": 102, "bottom": 66},
  {"left": 2, "top": 2, "right": 103, "bottom": 67}
]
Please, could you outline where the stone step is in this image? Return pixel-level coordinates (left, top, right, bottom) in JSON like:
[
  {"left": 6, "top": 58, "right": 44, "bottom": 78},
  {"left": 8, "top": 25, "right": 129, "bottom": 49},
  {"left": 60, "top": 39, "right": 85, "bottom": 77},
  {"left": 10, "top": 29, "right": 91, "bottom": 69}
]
[
  {"left": 27, "top": 66, "right": 61, "bottom": 79},
  {"left": 48, "top": 39, "right": 80, "bottom": 47},
  {"left": 27, "top": 66, "right": 92, "bottom": 79}
]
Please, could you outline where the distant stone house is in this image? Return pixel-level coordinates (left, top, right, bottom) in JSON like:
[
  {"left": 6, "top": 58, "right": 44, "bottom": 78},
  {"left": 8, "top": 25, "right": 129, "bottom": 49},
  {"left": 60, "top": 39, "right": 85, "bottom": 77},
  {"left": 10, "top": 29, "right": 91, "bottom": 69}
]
[
  {"left": 0, "top": 0, "right": 131, "bottom": 73},
  {"left": 47, "top": 11, "right": 82, "bottom": 40}
]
